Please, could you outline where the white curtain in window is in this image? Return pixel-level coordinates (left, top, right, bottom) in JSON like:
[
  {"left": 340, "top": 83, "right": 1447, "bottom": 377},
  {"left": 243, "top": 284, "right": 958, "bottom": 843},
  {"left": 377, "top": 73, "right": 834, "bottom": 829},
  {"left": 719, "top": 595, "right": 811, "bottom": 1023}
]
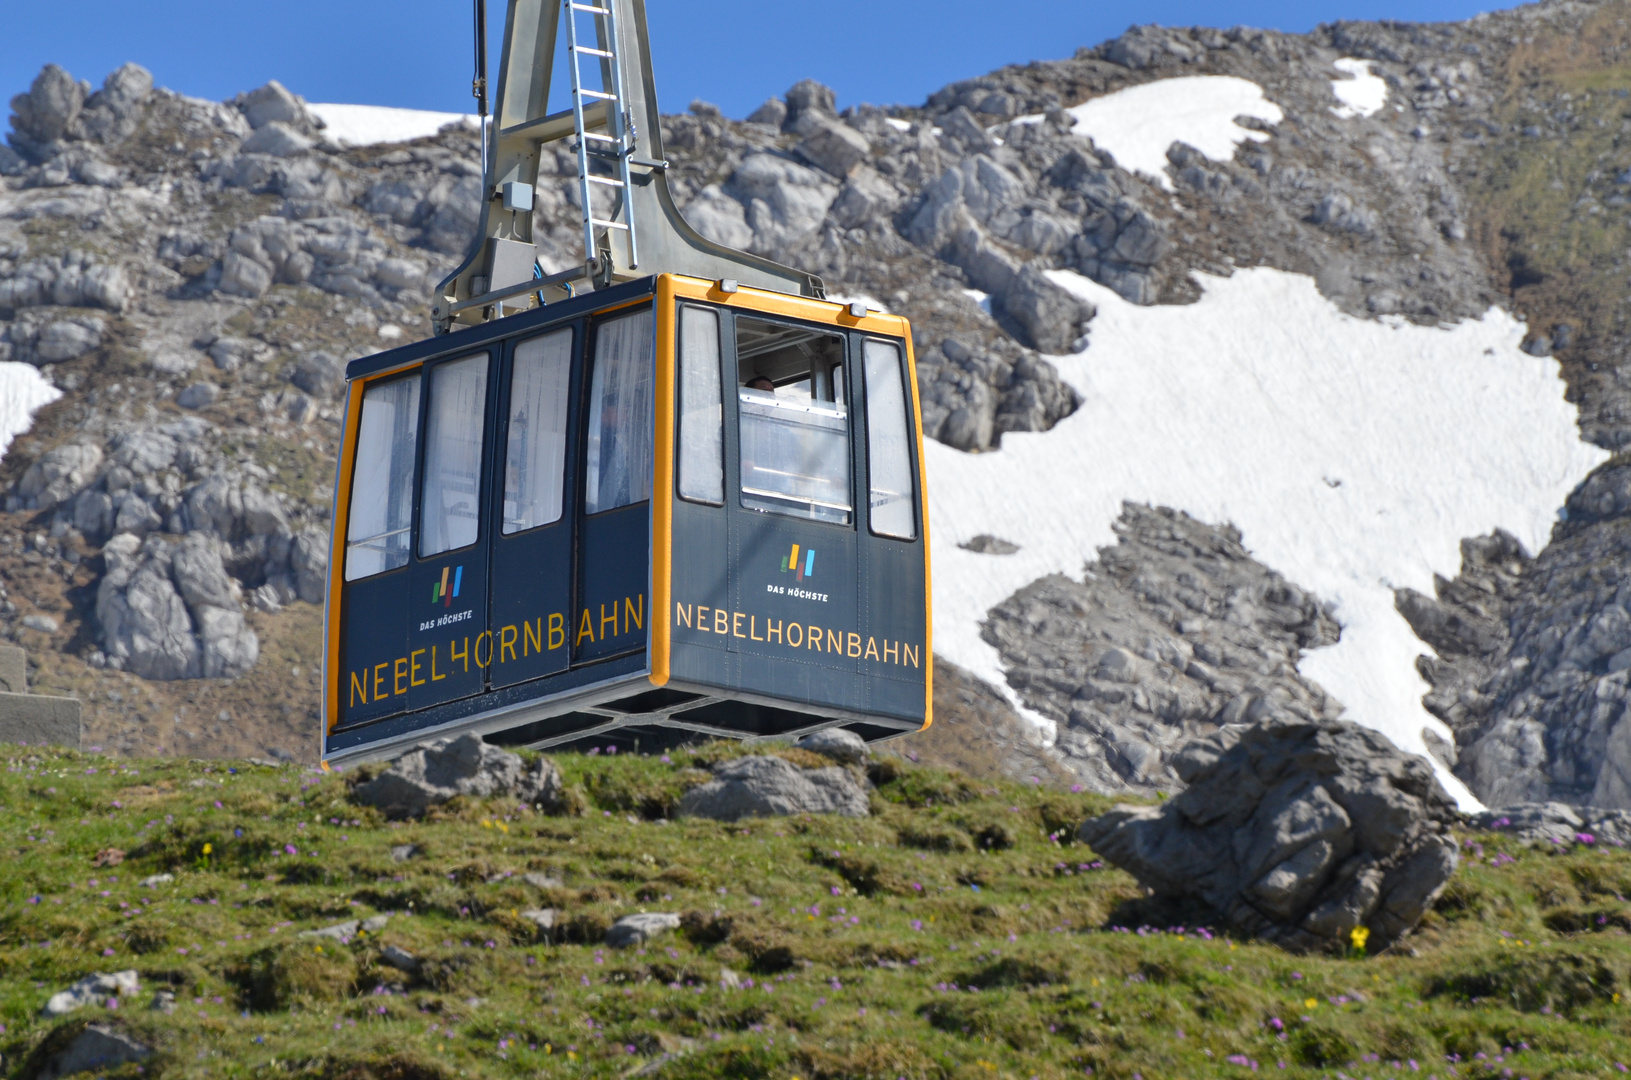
[
  {"left": 345, "top": 375, "right": 420, "bottom": 581},
  {"left": 503, "top": 329, "right": 572, "bottom": 534},
  {"left": 678, "top": 306, "right": 723, "bottom": 504},
  {"left": 864, "top": 339, "right": 916, "bottom": 539},
  {"left": 419, "top": 354, "right": 488, "bottom": 557},
  {"left": 585, "top": 309, "right": 654, "bottom": 514}
]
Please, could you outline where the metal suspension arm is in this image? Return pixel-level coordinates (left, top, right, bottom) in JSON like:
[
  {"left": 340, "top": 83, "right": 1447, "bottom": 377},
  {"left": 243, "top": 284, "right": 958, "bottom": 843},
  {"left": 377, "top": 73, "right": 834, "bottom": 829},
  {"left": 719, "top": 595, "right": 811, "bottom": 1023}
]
[{"left": 433, "top": 0, "right": 825, "bottom": 334}]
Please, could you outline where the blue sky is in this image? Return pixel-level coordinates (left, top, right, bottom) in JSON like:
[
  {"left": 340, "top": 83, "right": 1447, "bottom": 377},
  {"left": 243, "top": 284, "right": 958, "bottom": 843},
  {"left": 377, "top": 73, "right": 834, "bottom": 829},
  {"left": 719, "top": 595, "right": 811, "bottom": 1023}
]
[{"left": 3, "top": 1, "right": 1493, "bottom": 123}]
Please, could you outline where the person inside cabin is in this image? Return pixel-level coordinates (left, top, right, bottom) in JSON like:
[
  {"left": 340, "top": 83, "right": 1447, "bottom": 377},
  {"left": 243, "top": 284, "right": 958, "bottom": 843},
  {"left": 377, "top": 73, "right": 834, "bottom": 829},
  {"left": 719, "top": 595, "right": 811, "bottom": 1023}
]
[
  {"left": 746, "top": 375, "right": 774, "bottom": 392},
  {"left": 598, "top": 394, "right": 632, "bottom": 507}
]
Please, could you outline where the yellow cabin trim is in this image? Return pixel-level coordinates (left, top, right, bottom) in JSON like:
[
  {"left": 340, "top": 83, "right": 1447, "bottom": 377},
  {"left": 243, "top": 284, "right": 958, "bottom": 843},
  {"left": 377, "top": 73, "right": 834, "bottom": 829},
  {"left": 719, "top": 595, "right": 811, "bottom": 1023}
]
[
  {"left": 905, "top": 330, "right": 933, "bottom": 731},
  {"left": 649, "top": 275, "right": 678, "bottom": 687},
  {"left": 667, "top": 274, "right": 911, "bottom": 338}
]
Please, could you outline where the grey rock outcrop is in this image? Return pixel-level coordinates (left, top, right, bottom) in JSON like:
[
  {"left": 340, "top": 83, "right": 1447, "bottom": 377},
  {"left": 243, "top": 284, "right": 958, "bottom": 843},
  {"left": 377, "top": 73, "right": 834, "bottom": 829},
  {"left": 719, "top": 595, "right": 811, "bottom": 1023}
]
[
  {"left": 234, "top": 80, "right": 322, "bottom": 135},
  {"left": 723, "top": 152, "right": 839, "bottom": 253},
  {"left": 41, "top": 971, "right": 139, "bottom": 1017},
  {"left": 35, "top": 1025, "right": 151, "bottom": 1080},
  {"left": 299, "top": 914, "right": 389, "bottom": 942},
  {"left": 1, "top": 312, "right": 104, "bottom": 366},
  {"left": 1469, "top": 801, "right": 1631, "bottom": 847},
  {"left": 95, "top": 532, "right": 257, "bottom": 679},
  {"left": 1406, "top": 459, "right": 1631, "bottom": 810},
  {"left": 0, "top": 251, "right": 130, "bottom": 313},
  {"left": 241, "top": 121, "right": 314, "bottom": 158},
  {"left": 352, "top": 733, "right": 565, "bottom": 818},
  {"left": 796, "top": 117, "right": 871, "bottom": 178},
  {"left": 176, "top": 381, "right": 219, "bottom": 409},
  {"left": 797, "top": 727, "right": 870, "bottom": 765},
  {"left": 676, "top": 755, "right": 869, "bottom": 820},
  {"left": 8, "top": 64, "right": 87, "bottom": 161},
  {"left": 606, "top": 912, "right": 681, "bottom": 948},
  {"left": 984, "top": 503, "right": 1343, "bottom": 795},
  {"left": 1080, "top": 720, "right": 1460, "bottom": 952},
  {"left": 782, "top": 79, "right": 838, "bottom": 134},
  {"left": 16, "top": 441, "right": 102, "bottom": 511}
]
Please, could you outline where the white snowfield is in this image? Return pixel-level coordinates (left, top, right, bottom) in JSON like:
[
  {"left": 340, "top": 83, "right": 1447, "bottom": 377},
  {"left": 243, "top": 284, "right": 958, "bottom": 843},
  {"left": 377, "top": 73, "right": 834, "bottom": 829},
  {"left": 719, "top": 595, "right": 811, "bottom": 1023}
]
[
  {"left": 307, "top": 103, "right": 476, "bottom": 147},
  {"left": 1330, "top": 58, "right": 1389, "bottom": 119},
  {"left": 925, "top": 267, "right": 1608, "bottom": 810},
  {"left": 1015, "top": 76, "right": 1283, "bottom": 191},
  {"left": 0, "top": 363, "right": 61, "bottom": 458}
]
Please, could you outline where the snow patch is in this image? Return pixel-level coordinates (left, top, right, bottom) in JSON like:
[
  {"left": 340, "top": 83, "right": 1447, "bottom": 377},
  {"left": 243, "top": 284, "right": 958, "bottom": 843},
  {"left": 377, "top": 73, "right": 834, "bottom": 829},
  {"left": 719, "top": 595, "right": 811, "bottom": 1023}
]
[
  {"left": 1015, "top": 76, "right": 1283, "bottom": 191},
  {"left": 1331, "top": 58, "right": 1388, "bottom": 119},
  {"left": 884, "top": 117, "right": 913, "bottom": 133},
  {"left": 926, "top": 267, "right": 1607, "bottom": 810},
  {"left": 962, "top": 288, "right": 993, "bottom": 316},
  {"left": 307, "top": 104, "right": 477, "bottom": 147},
  {"left": 0, "top": 363, "right": 61, "bottom": 459}
]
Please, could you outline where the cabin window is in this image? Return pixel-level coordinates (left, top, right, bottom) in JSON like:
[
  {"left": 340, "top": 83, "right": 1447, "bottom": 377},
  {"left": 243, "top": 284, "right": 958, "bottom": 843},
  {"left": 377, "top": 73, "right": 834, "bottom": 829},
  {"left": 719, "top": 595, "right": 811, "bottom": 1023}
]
[
  {"left": 735, "top": 316, "right": 851, "bottom": 525},
  {"left": 677, "top": 305, "right": 723, "bottom": 504},
  {"left": 344, "top": 374, "right": 420, "bottom": 580},
  {"left": 418, "top": 354, "right": 489, "bottom": 557},
  {"left": 585, "top": 308, "right": 655, "bottom": 514},
  {"left": 863, "top": 339, "right": 917, "bottom": 540},
  {"left": 502, "top": 328, "right": 572, "bottom": 533}
]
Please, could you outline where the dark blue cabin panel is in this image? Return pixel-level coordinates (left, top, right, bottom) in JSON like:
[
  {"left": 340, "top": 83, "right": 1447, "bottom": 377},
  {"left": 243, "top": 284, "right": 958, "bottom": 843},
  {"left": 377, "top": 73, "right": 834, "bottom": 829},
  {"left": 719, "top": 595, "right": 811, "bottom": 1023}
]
[
  {"left": 338, "top": 570, "right": 411, "bottom": 727},
  {"left": 575, "top": 503, "right": 651, "bottom": 663}
]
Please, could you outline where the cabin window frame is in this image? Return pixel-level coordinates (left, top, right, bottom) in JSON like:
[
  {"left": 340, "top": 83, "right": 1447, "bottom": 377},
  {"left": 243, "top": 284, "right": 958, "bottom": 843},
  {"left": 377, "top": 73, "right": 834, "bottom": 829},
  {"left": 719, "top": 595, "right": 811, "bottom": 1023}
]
[
  {"left": 583, "top": 305, "right": 657, "bottom": 517},
  {"left": 416, "top": 352, "right": 493, "bottom": 559},
  {"left": 730, "top": 311, "right": 855, "bottom": 528},
  {"left": 860, "top": 336, "right": 919, "bottom": 542},
  {"left": 676, "top": 303, "right": 725, "bottom": 506},
  {"left": 342, "top": 370, "right": 422, "bottom": 582},
  {"left": 499, "top": 325, "right": 576, "bottom": 536}
]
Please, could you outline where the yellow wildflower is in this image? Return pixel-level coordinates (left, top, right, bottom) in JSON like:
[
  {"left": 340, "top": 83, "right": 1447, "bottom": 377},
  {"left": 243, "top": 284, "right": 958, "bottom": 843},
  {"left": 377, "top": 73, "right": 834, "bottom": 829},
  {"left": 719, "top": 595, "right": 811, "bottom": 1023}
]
[
  {"left": 1350, "top": 925, "right": 1370, "bottom": 951},
  {"left": 202, "top": 843, "right": 213, "bottom": 855},
  {"left": 1305, "top": 998, "right": 1318, "bottom": 1009}
]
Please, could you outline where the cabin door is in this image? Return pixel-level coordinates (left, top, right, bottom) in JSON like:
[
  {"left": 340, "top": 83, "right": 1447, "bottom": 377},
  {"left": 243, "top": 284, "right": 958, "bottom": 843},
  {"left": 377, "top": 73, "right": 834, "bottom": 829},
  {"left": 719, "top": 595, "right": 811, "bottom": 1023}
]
[
  {"left": 488, "top": 324, "right": 580, "bottom": 688},
  {"left": 573, "top": 306, "right": 655, "bottom": 665},
  {"left": 404, "top": 349, "right": 497, "bottom": 713}
]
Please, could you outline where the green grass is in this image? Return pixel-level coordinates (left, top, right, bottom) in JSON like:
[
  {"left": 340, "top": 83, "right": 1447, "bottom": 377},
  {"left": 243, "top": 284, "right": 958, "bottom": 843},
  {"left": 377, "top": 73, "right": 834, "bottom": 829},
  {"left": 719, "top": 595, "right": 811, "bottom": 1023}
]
[{"left": 0, "top": 746, "right": 1629, "bottom": 1079}]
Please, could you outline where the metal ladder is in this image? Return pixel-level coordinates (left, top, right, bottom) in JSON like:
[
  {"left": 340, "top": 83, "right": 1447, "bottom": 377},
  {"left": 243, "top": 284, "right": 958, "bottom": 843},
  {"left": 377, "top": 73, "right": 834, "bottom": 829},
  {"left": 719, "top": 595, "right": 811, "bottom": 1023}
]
[{"left": 563, "top": 0, "right": 639, "bottom": 273}]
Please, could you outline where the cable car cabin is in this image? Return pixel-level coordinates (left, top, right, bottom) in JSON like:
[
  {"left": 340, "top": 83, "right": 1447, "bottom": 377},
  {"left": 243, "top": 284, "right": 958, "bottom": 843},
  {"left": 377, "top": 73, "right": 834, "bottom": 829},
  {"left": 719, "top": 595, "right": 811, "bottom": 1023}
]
[{"left": 320, "top": 274, "right": 932, "bottom": 766}]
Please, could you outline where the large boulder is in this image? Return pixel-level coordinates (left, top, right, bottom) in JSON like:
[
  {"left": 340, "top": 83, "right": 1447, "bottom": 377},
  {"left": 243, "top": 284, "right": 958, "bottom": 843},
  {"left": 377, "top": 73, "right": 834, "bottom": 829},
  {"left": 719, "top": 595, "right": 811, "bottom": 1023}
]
[
  {"left": 235, "top": 80, "right": 320, "bottom": 134},
  {"left": 8, "top": 64, "right": 87, "bottom": 159},
  {"left": 1079, "top": 719, "right": 1460, "bottom": 953},
  {"left": 795, "top": 117, "right": 871, "bottom": 179},
  {"left": 96, "top": 535, "right": 202, "bottom": 680},
  {"left": 782, "top": 78, "right": 838, "bottom": 134},
  {"left": 676, "top": 755, "right": 869, "bottom": 820},
  {"left": 35, "top": 1025, "right": 151, "bottom": 1080},
  {"left": 15, "top": 441, "right": 102, "bottom": 511},
  {"left": 352, "top": 733, "right": 565, "bottom": 818},
  {"left": 95, "top": 533, "right": 258, "bottom": 680},
  {"left": 797, "top": 727, "right": 869, "bottom": 765}
]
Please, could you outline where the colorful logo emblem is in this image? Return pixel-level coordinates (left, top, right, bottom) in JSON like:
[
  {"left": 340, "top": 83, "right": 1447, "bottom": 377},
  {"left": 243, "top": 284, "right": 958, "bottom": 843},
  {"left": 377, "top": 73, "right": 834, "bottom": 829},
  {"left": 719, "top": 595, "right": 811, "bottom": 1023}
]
[
  {"left": 779, "top": 544, "right": 815, "bottom": 582},
  {"left": 432, "top": 565, "right": 463, "bottom": 607}
]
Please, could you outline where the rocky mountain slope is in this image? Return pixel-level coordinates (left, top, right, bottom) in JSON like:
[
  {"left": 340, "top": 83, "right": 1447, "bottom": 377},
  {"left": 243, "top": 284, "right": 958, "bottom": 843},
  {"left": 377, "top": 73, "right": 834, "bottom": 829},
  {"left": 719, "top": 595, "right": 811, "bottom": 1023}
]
[{"left": 2, "top": 0, "right": 1631, "bottom": 810}]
